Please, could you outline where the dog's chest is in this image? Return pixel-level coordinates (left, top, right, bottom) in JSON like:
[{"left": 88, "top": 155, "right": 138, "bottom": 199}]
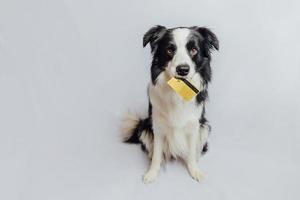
[{"left": 149, "top": 82, "right": 203, "bottom": 158}]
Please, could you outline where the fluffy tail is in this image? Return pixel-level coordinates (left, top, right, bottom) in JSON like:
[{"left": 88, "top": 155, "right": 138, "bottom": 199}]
[{"left": 120, "top": 112, "right": 154, "bottom": 154}]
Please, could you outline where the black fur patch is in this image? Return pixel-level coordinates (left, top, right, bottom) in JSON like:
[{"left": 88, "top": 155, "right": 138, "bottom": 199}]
[
  {"left": 201, "top": 142, "right": 208, "bottom": 154},
  {"left": 124, "top": 117, "right": 153, "bottom": 144},
  {"left": 196, "top": 90, "right": 208, "bottom": 104}
]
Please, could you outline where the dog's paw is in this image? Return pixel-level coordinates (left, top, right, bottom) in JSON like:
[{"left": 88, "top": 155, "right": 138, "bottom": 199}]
[
  {"left": 188, "top": 167, "right": 204, "bottom": 182},
  {"left": 143, "top": 170, "right": 158, "bottom": 184}
]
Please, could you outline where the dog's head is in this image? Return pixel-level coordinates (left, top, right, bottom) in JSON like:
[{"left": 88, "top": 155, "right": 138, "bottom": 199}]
[{"left": 143, "top": 26, "right": 219, "bottom": 84}]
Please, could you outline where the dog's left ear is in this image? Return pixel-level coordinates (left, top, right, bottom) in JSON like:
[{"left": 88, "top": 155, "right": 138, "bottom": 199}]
[
  {"left": 192, "top": 27, "right": 219, "bottom": 51},
  {"left": 143, "top": 25, "right": 166, "bottom": 50}
]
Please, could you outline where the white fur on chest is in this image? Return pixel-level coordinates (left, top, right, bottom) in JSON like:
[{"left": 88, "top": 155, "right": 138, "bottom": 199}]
[{"left": 149, "top": 74, "right": 203, "bottom": 158}]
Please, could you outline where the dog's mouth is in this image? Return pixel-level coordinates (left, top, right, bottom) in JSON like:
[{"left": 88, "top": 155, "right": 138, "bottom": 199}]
[
  {"left": 174, "top": 75, "right": 187, "bottom": 79},
  {"left": 173, "top": 77, "right": 199, "bottom": 93},
  {"left": 174, "top": 72, "right": 196, "bottom": 81}
]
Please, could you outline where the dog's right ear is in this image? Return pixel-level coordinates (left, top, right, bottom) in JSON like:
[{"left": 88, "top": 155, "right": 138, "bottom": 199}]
[{"left": 143, "top": 25, "right": 166, "bottom": 50}]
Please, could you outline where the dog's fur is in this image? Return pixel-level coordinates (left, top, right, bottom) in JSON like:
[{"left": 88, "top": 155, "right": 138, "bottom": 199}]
[{"left": 121, "top": 25, "right": 219, "bottom": 183}]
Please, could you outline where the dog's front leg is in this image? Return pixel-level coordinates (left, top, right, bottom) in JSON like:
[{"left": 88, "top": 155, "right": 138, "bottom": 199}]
[
  {"left": 186, "top": 125, "right": 204, "bottom": 182},
  {"left": 143, "top": 133, "right": 163, "bottom": 184}
]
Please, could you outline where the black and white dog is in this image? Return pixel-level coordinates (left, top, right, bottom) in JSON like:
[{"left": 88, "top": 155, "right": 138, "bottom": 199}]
[{"left": 121, "top": 25, "right": 219, "bottom": 184}]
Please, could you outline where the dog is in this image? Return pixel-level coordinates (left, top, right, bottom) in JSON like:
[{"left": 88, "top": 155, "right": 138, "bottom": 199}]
[{"left": 121, "top": 25, "right": 219, "bottom": 184}]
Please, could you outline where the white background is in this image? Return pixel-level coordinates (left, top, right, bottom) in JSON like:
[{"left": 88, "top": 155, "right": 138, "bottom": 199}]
[{"left": 0, "top": 0, "right": 300, "bottom": 199}]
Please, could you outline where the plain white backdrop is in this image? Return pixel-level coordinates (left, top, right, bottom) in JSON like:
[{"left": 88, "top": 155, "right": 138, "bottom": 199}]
[{"left": 0, "top": 0, "right": 300, "bottom": 199}]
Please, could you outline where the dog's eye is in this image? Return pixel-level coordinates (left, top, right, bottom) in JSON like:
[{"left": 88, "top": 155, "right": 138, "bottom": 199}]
[
  {"left": 166, "top": 48, "right": 174, "bottom": 56},
  {"left": 190, "top": 48, "right": 198, "bottom": 56}
]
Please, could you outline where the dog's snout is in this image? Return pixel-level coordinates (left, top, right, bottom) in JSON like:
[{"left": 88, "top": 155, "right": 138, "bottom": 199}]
[{"left": 176, "top": 64, "right": 190, "bottom": 76}]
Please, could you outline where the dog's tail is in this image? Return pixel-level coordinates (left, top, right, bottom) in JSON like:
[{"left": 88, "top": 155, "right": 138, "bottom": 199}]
[{"left": 120, "top": 112, "right": 154, "bottom": 154}]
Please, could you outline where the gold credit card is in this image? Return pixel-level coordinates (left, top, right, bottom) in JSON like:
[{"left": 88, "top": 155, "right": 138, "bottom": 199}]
[{"left": 167, "top": 77, "right": 199, "bottom": 101}]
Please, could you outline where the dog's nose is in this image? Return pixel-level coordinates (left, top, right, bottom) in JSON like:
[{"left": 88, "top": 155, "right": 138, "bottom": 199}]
[{"left": 176, "top": 64, "right": 190, "bottom": 76}]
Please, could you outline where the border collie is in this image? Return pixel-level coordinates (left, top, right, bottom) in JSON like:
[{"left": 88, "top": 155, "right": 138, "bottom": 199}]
[{"left": 121, "top": 25, "right": 219, "bottom": 184}]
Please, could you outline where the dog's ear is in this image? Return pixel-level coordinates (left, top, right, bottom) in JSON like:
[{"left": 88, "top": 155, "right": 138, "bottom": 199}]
[
  {"left": 192, "top": 27, "right": 219, "bottom": 51},
  {"left": 143, "top": 25, "right": 166, "bottom": 49}
]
